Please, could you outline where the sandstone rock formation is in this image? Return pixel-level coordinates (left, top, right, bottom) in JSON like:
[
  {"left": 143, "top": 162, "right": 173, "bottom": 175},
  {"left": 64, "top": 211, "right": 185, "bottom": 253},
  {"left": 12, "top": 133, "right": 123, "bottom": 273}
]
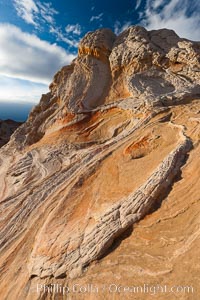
[{"left": 0, "top": 26, "right": 199, "bottom": 300}]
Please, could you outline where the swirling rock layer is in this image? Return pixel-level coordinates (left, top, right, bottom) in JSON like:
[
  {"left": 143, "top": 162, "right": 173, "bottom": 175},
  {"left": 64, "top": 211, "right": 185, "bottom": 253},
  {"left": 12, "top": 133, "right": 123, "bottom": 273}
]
[{"left": 0, "top": 26, "right": 200, "bottom": 300}]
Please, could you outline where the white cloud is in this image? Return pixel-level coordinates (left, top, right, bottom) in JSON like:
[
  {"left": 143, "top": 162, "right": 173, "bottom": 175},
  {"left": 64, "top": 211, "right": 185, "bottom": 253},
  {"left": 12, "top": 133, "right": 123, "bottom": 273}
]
[
  {"left": 141, "top": 0, "right": 200, "bottom": 41},
  {"left": 114, "top": 21, "right": 132, "bottom": 35},
  {"left": 135, "top": 0, "right": 142, "bottom": 10},
  {"left": 37, "top": 1, "right": 58, "bottom": 25},
  {"left": 14, "top": 0, "right": 39, "bottom": 27},
  {"left": 0, "top": 75, "right": 48, "bottom": 103},
  {"left": 13, "top": 0, "right": 80, "bottom": 47},
  {"left": 13, "top": 0, "right": 58, "bottom": 28},
  {"left": 151, "top": 0, "right": 165, "bottom": 9},
  {"left": 0, "top": 24, "right": 76, "bottom": 84},
  {"left": 65, "top": 24, "right": 81, "bottom": 35},
  {"left": 49, "top": 26, "right": 80, "bottom": 48},
  {"left": 90, "top": 13, "right": 103, "bottom": 22}
]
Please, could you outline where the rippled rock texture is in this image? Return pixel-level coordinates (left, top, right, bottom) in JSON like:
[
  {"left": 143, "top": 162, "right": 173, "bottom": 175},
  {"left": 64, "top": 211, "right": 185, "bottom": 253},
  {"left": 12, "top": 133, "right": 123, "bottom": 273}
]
[{"left": 0, "top": 26, "right": 200, "bottom": 300}]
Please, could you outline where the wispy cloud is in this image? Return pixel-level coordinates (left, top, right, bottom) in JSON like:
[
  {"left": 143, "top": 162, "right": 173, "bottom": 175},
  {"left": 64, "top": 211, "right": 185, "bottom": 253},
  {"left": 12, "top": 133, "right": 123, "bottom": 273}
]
[
  {"left": 0, "top": 24, "right": 76, "bottom": 84},
  {"left": 141, "top": 0, "right": 200, "bottom": 41},
  {"left": 37, "top": 1, "right": 58, "bottom": 25},
  {"left": 90, "top": 13, "right": 103, "bottom": 22},
  {"left": 13, "top": 0, "right": 81, "bottom": 48},
  {"left": 114, "top": 21, "right": 132, "bottom": 35},
  {"left": 13, "top": 0, "right": 58, "bottom": 28},
  {"left": 49, "top": 26, "right": 80, "bottom": 48},
  {"left": 13, "top": 0, "right": 39, "bottom": 27},
  {"left": 65, "top": 24, "right": 81, "bottom": 35},
  {"left": 135, "top": 0, "right": 142, "bottom": 10}
]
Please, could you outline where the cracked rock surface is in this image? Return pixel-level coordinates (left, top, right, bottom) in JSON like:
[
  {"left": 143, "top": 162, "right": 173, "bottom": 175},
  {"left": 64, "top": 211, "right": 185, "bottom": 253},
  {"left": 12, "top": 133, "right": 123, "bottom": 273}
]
[{"left": 0, "top": 26, "right": 200, "bottom": 300}]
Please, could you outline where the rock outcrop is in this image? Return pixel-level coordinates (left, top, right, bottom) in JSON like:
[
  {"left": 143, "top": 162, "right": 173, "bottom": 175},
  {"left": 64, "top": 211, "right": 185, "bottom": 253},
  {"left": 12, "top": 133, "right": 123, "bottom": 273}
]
[
  {"left": 0, "top": 119, "right": 22, "bottom": 147},
  {"left": 0, "top": 26, "right": 199, "bottom": 300}
]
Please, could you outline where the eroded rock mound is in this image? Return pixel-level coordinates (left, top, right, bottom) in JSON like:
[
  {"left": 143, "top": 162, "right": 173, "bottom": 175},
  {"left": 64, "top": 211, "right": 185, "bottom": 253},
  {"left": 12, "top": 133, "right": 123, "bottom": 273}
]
[{"left": 0, "top": 26, "right": 200, "bottom": 300}]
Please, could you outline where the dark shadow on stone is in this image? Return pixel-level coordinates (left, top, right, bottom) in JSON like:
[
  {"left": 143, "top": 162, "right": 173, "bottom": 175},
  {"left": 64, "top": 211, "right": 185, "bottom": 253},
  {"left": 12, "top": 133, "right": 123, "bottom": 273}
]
[
  {"left": 97, "top": 225, "right": 134, "bottom": 261},
  {"left": 148, "top": 152, "right": 191, "bottom": 214},
  {"left": 162, "top": 94, "right": 200, "bottom": 107},
  {"left": 96, "top": 148, "right": 191, "bottom": 262}
]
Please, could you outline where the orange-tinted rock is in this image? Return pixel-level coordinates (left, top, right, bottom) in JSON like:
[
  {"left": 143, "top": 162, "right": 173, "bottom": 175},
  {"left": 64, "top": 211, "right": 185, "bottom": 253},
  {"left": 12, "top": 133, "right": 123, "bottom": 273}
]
[{"left": 0, "top": 26, "right": 200, "bottom": 300}]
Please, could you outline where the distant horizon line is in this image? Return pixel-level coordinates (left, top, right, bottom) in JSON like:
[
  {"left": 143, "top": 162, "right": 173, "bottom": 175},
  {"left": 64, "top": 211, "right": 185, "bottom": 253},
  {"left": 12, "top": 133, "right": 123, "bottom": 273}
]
[{"left": 0, "top": 100, "right": 38, "bottom": 105}]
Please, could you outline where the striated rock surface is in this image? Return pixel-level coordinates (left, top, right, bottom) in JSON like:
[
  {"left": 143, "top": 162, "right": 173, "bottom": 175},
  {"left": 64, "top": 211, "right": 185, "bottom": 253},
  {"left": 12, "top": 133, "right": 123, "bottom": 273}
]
[{"left": 0, "top": 26, "right": 200, "bottom": 300}]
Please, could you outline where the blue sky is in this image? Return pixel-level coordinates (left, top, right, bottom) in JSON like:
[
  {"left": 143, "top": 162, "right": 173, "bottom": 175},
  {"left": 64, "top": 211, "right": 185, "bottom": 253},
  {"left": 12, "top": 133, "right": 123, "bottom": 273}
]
[{"left": 0, "top": 0, "right": 200, "bottom": 105}]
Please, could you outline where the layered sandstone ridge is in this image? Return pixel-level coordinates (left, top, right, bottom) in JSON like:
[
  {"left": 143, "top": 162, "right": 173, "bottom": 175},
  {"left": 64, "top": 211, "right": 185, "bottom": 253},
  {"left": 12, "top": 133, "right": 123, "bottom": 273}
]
[
  {"left": 29, "top": 125, "right": 191, "bottom": 280},
  {"left": 11, "top": 26, "right": 200, "bottom": 149},
  {"left": 0, "top": 26, "right": 200, "bottom": 300}
]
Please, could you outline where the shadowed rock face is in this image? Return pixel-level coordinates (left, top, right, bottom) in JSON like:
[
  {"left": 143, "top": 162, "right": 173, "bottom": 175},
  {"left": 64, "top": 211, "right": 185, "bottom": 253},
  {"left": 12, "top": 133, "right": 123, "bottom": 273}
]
[
  {"left": 0, "top": 26, "right": 200, "bottom": 299},
  {"left": 0, "top": 119, "right": 22, "bottom": 147}
]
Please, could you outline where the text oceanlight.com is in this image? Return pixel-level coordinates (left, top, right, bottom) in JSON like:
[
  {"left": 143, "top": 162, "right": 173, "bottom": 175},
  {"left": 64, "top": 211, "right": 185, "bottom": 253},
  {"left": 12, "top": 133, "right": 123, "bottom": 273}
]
[{"left": 36, "top": 283, "right": 194, "bottom": 295}]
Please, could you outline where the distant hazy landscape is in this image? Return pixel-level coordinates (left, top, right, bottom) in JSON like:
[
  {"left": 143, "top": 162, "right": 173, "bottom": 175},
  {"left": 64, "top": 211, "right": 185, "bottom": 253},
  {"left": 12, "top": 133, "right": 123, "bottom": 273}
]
[{"left": 0, "top": 101, "right": 34, "bottom": 122}]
